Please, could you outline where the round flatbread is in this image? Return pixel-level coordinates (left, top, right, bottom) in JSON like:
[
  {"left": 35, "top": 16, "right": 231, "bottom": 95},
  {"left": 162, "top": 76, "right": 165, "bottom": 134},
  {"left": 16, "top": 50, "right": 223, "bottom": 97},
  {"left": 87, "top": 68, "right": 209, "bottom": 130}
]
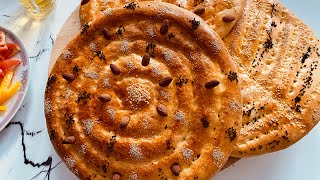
[
  {"left": 45, "top": 2, "right": 242, "bottom": 179},
  {"left": 79, "top": 0, "right": 245, "bottom": 38},
  {"left": 223, "top": 0, "right": 320, "bottom": 157}
]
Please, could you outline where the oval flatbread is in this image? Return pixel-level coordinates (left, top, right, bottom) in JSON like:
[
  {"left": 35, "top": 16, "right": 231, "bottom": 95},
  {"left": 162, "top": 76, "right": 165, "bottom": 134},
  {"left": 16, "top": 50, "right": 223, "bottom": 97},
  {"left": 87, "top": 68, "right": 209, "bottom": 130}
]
[
  {"left": 45, "top": 2, "right": 242, "bottom": 179},
  {"left": 223, "top": 0, "right": 320, "bottom": 157},
  {"left": 79, "top": 0, "right": 245, "bottom": 38}
]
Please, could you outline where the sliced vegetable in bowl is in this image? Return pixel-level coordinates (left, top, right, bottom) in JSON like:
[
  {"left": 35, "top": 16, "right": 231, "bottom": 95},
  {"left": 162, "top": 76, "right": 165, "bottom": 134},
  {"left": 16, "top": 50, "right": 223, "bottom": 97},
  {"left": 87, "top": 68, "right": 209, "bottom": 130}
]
[
  {"left": 0, "top": 31, "right": 22, "bottom": 111},
  {"left": 0, "top": 70, "right": 21, "bottom": 105},
  {"left": 0, "top": 26, "right": 30, "bottom": 131},
  {"left": 0, "top": 59, "right": 21, "bottom": 72}
]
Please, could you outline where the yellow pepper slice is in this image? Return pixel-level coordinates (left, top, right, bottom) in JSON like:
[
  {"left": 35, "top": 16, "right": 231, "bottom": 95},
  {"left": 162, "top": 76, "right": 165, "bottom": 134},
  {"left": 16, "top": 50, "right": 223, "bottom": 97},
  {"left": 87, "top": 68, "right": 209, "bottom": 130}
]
[
  {"left": 0, "top": 70, "right": 21, "bottom": 106},
  {"left": 0, "top": 70, "right": 13, "bottom": 91},
  {"left": 0, "top": 106, "right": 7, "bottom": 111},
  {"left": 0, "top": 82, "right": 21, "bottom": 104}
]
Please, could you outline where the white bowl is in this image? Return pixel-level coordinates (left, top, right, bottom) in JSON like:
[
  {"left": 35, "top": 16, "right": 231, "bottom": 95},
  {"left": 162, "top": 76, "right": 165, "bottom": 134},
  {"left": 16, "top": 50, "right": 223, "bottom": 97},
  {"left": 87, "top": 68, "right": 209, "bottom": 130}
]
[{"left": 0, "top": 26, "right": 31, "bottom": 131}]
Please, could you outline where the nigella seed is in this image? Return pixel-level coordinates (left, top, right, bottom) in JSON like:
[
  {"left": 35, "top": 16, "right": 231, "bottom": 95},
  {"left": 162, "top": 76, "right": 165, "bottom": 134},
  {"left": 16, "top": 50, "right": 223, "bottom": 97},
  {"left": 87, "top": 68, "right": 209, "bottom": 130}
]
[
  {"left": 123, "top": 2, "right": 137, "bottom": 10},
  {"left": 189, "top": 18, "right": 200, "bottom": 30},
  {"left": 222, "top": 14, "right": 236, "bottom": 22},
  {"left": 97, "top": 51, "right": 106, "bottom": 60},
  {"left": 62, "top": 136, "right": 76, "bottom": 144},
  {"left": 201, "top": 117, "right": 209, "bottom": 128},
  {"left": 62, "top": 73, "right": 75, "bottom": 82},
  {"left": 159, "top": 77, "right": 173, "bottom": 87},
  {"left": 102, "top": 28, "right": 112, "bottom": 40},
  {"left": 160, "top": 19, "right": 170, "bottom": 35},
  {"left": 205, "top": 79, "right": 220, "bottom": 89},
  {"left": 193, "top": 7, "right": 205, "bottom": 15},
  {"left": 227, "top": 127, "right": 237, "bottom": 142},
  {"left": 142, "top": 53, "right": 150, "bottom": 66},
  {"left": 98, "top": 94, "right": 112, "bottom": 102},
  {"left": 81, "top": 23, "right": 90, "bottom": 34},
  {"left": 110, "top": 64, "right": 120, "bottom": 75}
]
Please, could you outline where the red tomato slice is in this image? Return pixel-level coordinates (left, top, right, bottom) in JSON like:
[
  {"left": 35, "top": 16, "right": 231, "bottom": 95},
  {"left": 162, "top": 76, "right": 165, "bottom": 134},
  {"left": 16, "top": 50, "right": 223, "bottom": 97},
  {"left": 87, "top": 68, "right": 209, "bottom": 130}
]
[
  {"left": 0, "top": 45, "right": 8, "bottom": 52},
  {"left": 0, "top": 69, "right": 4, "bottom": 78},
  {"left": 4, "top": 43, "right": 21, "bottom": 59},
  {"left": 0, "top": 54, "right": 5, "bottom": 61},
  {"left": 0, "top": 31, "right": 5, "bottom": 46},
  {"left": 0, "top": 59, "right": 21, "bottom": 71}
]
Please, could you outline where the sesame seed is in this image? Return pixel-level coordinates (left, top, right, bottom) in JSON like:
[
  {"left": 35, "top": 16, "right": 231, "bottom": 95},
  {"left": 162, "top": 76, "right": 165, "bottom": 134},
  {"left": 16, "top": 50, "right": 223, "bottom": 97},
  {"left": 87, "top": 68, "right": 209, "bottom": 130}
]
[
  {"left": 163, "top": 51, "right": 173, "bottom": 62},
  {"left": 64, "top": 88, "right": 73, "bottom": 99},
  {"left": 212, "top": 148, "right": 224, "bottom": 168},
  {"left": 72, "top": 168, "right": 79, "bottom": 175},
  {"left": 88, "top": 42, "right": 97, "bottom": 52},
  {"left": 182, "top": 147, "right": 194, "bottom": 160},
  {"left": 102, "top": 9, "right": 113, "bottom": 16},
  {"left": 102, "top": 78, "right": 112, "bottom": 88},
  {"left": 44, "top": 98, "right": 52, "bottom": 115},
  {"left": 142, "top": 117, "right": 149, "bottom": 130},
  {"left": 85, "top": 71, "right": 99, "bottom": 79},
  {"left": 107, "top": 106, "right": 116, "bottom": 120},
  {"left": 229, "top": 100, "right": 241, "bottom": 113},
  {"left": 128, "top": 172, "right": 138, "bottom": 180},
  {"left": 160, "top": 90, "right": 170, "bottom": 100},
  {"left": 80, "top": 14, "right": 86, "bottom": 20},
  {"left": 61, "top": 50, "right": 73, "bottom": 59},
  {"left": 313, "top": 107, "right": 320, "bottom": 122},
  {"left": 126, "top": 84, "right": 151, "bottom": 109},
  {"left": 126, "top": 59, "right": 137, "bottom": 71},
  {"left": 240, "top": 128, "right": 249, "bottom": 136},
  {"left": 174, "top": 111, "right": 185, "bottom": 122},
  {"left": 151, "top": 66, "right": 161, "bottom": 77},
  {"left": 120, "top": 40, "right": 130, "bottom": 54},
  {"left": 129, "top": 144, "right": 143, "bottom": 160},
  {"left": 79, "top": 144, "right": 87, "bottom": 155},
  {"left": 147, "top": 26, "right": 155, "bottom": 38},
  {"left": 101, "top": 0, "right": 108, "bottom": 5},
  {"left": 189, "top": 52, "right": 201, "bottom": 61},
  {"left": 209, "top": 41, "right": 221, "bottom": 55},
  {"left": 64, "top": 156, "right": 76, "bottom": 168},
  {"left": 82, "top": 119, "right": 94, "bottom": 134}
]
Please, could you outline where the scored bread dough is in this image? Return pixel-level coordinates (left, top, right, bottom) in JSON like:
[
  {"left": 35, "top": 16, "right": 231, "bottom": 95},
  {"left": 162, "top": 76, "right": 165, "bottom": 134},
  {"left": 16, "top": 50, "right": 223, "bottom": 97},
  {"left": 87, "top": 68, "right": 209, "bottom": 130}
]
[
  {"left": 224, "top": 0, "right": 320, "bottom": 157},
  {"left": 79, "top": 0, "right": 245, "bottom": 38},
  {"left": 45, "top": 2, "right": 242, "bottom": 179}
]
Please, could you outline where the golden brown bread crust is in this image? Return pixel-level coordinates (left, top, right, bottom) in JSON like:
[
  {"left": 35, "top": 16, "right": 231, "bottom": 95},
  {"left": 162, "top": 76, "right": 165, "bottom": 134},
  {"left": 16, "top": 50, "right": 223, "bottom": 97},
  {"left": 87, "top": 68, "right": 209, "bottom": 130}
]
[
  {"left": 223, "top": 0, "right": 320, "bottom": 157},
  {"left": 45, "top": 2, "right": 242, "bottom": 179},
  {"left": 79, "top": 0, "right": 245, "bottom": 38}
]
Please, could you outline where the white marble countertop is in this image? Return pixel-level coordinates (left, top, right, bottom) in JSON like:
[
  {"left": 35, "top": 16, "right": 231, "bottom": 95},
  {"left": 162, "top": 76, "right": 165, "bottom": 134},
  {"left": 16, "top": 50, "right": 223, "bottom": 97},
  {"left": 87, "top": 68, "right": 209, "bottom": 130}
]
[{"left": 0, "top": 0, "right": 319, "bottom": 180}]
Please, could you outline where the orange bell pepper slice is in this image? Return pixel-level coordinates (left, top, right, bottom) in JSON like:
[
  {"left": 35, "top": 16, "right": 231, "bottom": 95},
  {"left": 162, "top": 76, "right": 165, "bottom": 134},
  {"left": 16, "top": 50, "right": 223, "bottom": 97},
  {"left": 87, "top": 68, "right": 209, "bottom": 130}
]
[
  {"left": 4, "top": 43, "right": 21, "bottom": 59},
  {"left": 0, "top": 59, "right": 21, "bottom": 72}
]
